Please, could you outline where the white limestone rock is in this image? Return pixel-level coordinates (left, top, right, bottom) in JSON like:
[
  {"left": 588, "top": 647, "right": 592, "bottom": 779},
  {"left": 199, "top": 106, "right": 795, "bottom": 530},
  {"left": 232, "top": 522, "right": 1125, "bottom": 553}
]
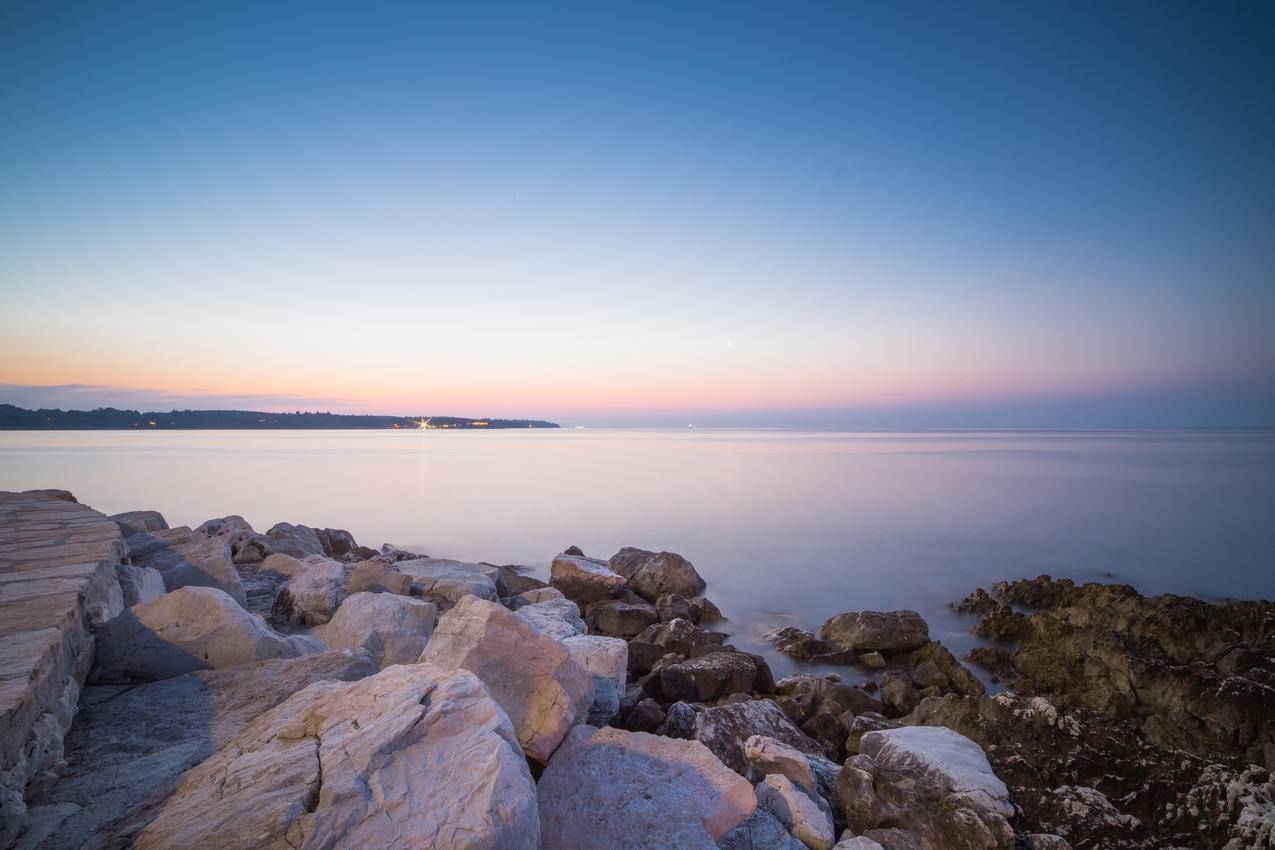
[
  {"left": 91, "top": 586, "right": 322, "bottom": 682},
  {"left": 562, "top": 634, "right": 628, "bottom": 725},
  {"left": 859, "top": 725, "right": 1013, "bottom": 818},
  {"left": 549, "top": 552, "right": 627, "bottom": 604},
  {"left": 538, "top": 725, "right": 756, "bottom": 849},
  {"left": 128, "top": 528, "right": 247, "bottom": 607},
  {"left": 110, "top": 510, "right": 169, "bottom": 534},
  {"left": 133, "top": 664, "right": 539, "bottom": 850},
  {"left": 115, "top": 562, "right": 166, "bottom": 607},
  {"left": 756, "top": 774, "right": 835, "bottom": 850},
  {"left": 833, "top": 837, "right": 885, "bottom": 850},
  {"left": 396, "top": 557, "right": 499, "bottom": 606},
  {"left": 270, "top": 557, "right": 348, "bottom": 626},
  {"left": 419, "top": 595, "right": 593, "bottom": 763},
  {"left": 196, "top": 515, "right": 256, "bottom": 560},
  {"left": 514, "top": 596, "right": 586, "bottom": 641},
  {"left": 321, "top": 591, "right": 437, "bottom": 668},
  {"left": 746, "top": 735, "right": 819, "bottom": 797},
  {"left": 718, "top": 808, "right": 809, "bottom": 850}
]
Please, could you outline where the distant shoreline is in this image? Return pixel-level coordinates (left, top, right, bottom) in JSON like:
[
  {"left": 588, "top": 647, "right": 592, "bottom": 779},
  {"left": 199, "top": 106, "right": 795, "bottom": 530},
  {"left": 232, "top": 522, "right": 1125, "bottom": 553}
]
[{"left": 0, "top": 404, "right": 559, "bottom": 431}]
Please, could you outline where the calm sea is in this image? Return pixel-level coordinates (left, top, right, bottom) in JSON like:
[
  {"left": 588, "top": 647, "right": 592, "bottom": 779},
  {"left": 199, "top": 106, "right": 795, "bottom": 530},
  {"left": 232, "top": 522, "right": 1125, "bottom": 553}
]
[{"left": 3, "top": 428, "right": 1272, "bottom": 676}]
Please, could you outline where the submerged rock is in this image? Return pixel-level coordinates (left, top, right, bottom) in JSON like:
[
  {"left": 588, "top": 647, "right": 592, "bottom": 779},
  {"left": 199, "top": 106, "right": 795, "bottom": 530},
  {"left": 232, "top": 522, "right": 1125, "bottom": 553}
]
[
  {"left": 133, "top": 664, "right": 539, "bottom": 850},
  {"left": 538, "top": 726, "right": 756, "bottom": 849}
]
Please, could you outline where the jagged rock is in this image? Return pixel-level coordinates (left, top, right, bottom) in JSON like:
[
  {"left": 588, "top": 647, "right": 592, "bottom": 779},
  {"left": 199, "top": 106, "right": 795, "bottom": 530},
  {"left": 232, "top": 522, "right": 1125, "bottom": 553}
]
[
  {"left": 320, "top": 591, "right": 437, "bottom": 667},
  {"left": 419, "top": 596, "right": 593, "bottom": 763},
  {"left": 831, "top": 837, "right": 884, "bottom": 850},
  {"left": 314, "top": 527, "right": 356, "bottom": 557},
  {"left": 262, "top": 521, "right": 325, "bottom": 558},
  {"left": 664, "top": 700, "right": 698, "bottom": 738},
  {"left": 626, "top": 697, "right": 667, "bottom": 732},
  {"left": 587, "top": 598, "right": 658, "bottom": 637},
  {"left": 658, "top": 593, "right": 695, "bottom": 622},
  {"left": 343, "top": 558, "right": 412, "bottom": 595},
  {"left": 879, "top": 672, "right": 919, "bottom": 717},
  {"left": 550, "top": 552, "right": 628, "bottom": 604},
  {"left": 134, "top": 664, "right": 539, "bottom": 850},
  {"left": 746, "top": 735, "right": 818, "bottom": 796},
  {"left": 846, "top": 713, "right": 900, "bottom": 754},
  {"left": 906, "top": 642, "right": 984, "bottom": 697},
  {"left": 635, "top": 618, "right": 727, "bottom": 657},
  {"left": 378, "top": 543, "right": 428, "bottom": 562},
  {"left": 538, "top": 725, "right": 756, "bottom": 848},
  {"left": 690, "top": 595, "right": 724, "bottom": 624},
  {"left": 111, "top": 510, "right": 168, "bottom": 534},
  {"left": 492, "top": 564, "right": 548, "bottom": 598},
  {"left": 718, "top": 808, "right": 807, "bottom": 850},
  {"left": 505, "top": 586, "right": 565, "bottom": 608},
  {"left": 115, "top": 562, "right": 166, "bottom": 606},
  {"left": 694, "top": 699, "right": 825, "bottom": 775},
  {"left": 766, "top": 627, "right": 834, "bottom": 660},
  {"left": 818, "top": 611, "right": 930, "bottom": 655},
  {"left": 965, "top": 646, "right": 1015, "bottom": 682},
  {"left": 774, "top": 674, "right": 883, "bottom": 755},
  {"left": 834, "top": 725, "right": 1014, "bottom": 850},
  {"left": 858, "top": 652, "right": 886, "bottom": 670},
  {"left": 1022, "top": 836, "right": 1071, "bottom": 850},
  {"left": 609, "top": 546, "right": 707, "bottom": 601},
  {"left": 270, "top": 556, "right": 348, "bottom": 626},
  {"left": 196, "top": 515, "right": 256, "bottom": 560},
  {"left": 126, "top": 527, "right": 247, "bottom": 607},
  {"left": 757, "top": 774, "right": 835, "bottom": 850},
  {"left": 17, "top": 650, "right": 376, "bottom": 850},
  {"left": 91, "top": 586, "right": 322, "bottom": 683},
  {"left": 563, "top": 635, "right": 628, "bottom": 725},
  {"left": 1031, "top": 786, "right": 1140, "bottom": 847},
  {"left": 662, "top": 651, "right": 775, "bottom": 702},
  {"left": 396, "top": 557, "right": 499, "bottom": 606},
  {"left": 513, "top": 596, "right": 586, "bottom": 641}
]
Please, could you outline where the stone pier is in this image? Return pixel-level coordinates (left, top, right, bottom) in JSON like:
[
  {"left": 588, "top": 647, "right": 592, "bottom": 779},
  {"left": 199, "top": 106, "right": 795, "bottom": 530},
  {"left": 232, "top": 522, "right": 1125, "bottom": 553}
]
[{"left": 0, "top": 491, "right": 126, "bottom": 847}]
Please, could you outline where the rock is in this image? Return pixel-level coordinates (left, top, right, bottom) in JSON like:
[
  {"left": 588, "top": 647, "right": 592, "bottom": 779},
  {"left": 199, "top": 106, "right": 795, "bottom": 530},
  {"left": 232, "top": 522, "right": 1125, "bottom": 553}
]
[
  {"left": 694, "top": 699, "right": 825, "bottom": 775},
  {"left": 662, "top": 650, "right": 773, "bottom": 702},
  {"left": 314, "top": 527, "right": 356, "bottom": 557},
  {"left": 906, "top": 642, "right": 985, "bottom": 697},
  {"left": 196, "top": 515, "right": 256, "bottom": 560},
  {"left": 492, "top": 564, "right": 548, "bottom": 598},
  {"left": 690, "top": 595, "right": 724, "bottom": 624},
  {"left": 1022, "top": 836, "right": 1071, "bottom": 850},
  {"left": 658, "top": 593, "right": 695, "bottom": 622},
  {"left": 506, "top": 586, "right": 566, "bottom": 608},
  {"left": 757, "top": 774, "right": 835, "bottom": 850},
  {"left": 134, "top": 664, "right": 539, "bottom": 850},
  {"left": 765, "top": 627, "right": 834, "bottom": 660},
  {"left": 663, "top": 701, "right": 698, "bottom": 738},
  {"left": 262, "top": 521, "right": 325, "bottom": 558},
  {"left": 419, "top": 596, "right": 593, "bottom": 763},
  {"left": 115, "top": 562, "right": 166, "bottom": 606},
  {"left": 270, "top": 557, "right": 348, "bottom": 626},
  {"left": 563, "top": 635, "right": 628, "bottom": 725},
  {"left": 635, "top": 618, "right": 727, "bottom": 657},
  {"left": 831, "top": 838, "right": 884, "bottom": 850},
  {"left": 379, "top": 542, "right": 428, "bottom": 561},
  {"left": 1031, "top": 786, "right": 1140, "bottom": 846},
  {"left": 858, "top": 652, "right": 886, "bottom": 670},
  {"left": 774, "top": 674, "right": 883, "bottom": 734},
  {"left": 966, "top": 646, "right": 1015, "bottom": 682},
  {"left": 609, "top": 546, "right": 707, "bottom": 601},
  {"left": 834, "top": 725, "right": 1014, "bottom": 850},
  {"left": 126, "top": 527, "right": 247, "bottom": 607},
  {"left": 344, "top": 558, "right": 411, "bottom": 595},
  {"left": 396, "top": 557, "right": 499, "bottom": 606},
  {"left": 111, "top": 510, "right": 168, "bottom": 534},
  {"left": 549, "top": 552, "right": 628, "bottom": 604},
  {"left": 879, "top": 672, "right": 919, "bottom": 717},
  {"left": 513, "top": 596, "right": 586, "bottom": 641},
  {"left": 818, "top": 611, "right": 930, "bottom": 655},
  {"left": 587, "top": 599, "right": 658, "bottom": 637},
  {"left": 845, "top": 713, "right": 899, "bottom": 754},
  {"left": 320, "top": 591, "right": 437, "bottom": 668},
  {"left": 746, "top": 735, "right": 818, "bottom": 796},
  {"left": 259, "top": 551, "right": 310, "bottom": 577},
  {"left": 538, "top": 725, "right": 756, "bottom": 848},
  {"left": 626, "top": 697, "right": 666, "bottom": 733},
  {"left": 718, "top": 808, "right": 808, "bottom": 850},
  {"left": 91, "top": 586, "right": 322, "bottom": 682},
  {"left": 18, "top": 650, "right": 376, "bottom": 850}
]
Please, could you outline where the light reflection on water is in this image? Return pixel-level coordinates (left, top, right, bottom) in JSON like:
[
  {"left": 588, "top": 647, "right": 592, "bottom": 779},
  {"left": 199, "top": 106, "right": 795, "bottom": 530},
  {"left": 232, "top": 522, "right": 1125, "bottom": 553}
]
[{"left": 3, "top": 427, "right": 1273, "bottom": 677}]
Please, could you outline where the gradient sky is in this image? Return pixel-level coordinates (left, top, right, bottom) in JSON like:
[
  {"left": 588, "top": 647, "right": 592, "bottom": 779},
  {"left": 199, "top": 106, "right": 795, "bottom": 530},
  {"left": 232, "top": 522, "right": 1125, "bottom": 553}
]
[{"left": 2, "top": 1, "right": 1273, "bottom": 425}]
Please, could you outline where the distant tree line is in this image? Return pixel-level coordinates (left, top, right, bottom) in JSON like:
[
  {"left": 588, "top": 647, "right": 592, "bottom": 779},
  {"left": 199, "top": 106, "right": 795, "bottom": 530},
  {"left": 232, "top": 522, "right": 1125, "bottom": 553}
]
[{"left": 0, "top": 404, "right": 559, "bottom": 430}]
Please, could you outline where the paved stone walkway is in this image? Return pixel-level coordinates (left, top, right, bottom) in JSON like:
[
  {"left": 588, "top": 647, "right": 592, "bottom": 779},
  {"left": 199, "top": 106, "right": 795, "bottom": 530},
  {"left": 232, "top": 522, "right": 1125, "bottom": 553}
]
[{"left": 0, "top": 490, "right": 125, "bottom": 847}]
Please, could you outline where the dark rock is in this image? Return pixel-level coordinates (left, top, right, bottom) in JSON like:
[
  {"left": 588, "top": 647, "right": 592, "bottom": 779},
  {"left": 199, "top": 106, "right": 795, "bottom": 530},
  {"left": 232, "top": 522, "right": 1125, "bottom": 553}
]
[
  {"left": 608, "top": 547, "right": 707, "bottom": 602},
  {"left": 846, "top": 712, "right": 900, "bottom": 754},
  {"left": 818, "top": 610, "right": 930, "bottom": 654},
  {"left": 691, "top": 699, "right": 824, "bottom": 774},
  {"left": 491, "top": 564, "right": 547, "bottom": 598},
  {"left": 660, "top": 651, "right": 768, "bottom": 702},
  {"left": 315, "top": 527, "right": 357, "bottom": 557},
  {"left": 633, "top": 618, "right": 726, "bottom": 658},
  {"left": 563, "top": 545, "right": 585, "bottom": 556},
  {"left": 764, "top": 626, "right": 832, "bottom": 659},
  {"left": 656, "top": 593, "right": 695, "bottom": 623},
  {"left": 625, "top": 697, "right": 666, "bottom": 733},
  {"left": 801, "top": 710, "right": 849, "bottom": 762},
  {"left": 689, "top": 596, "right": 724, "bottom": 624},
  {"left": 880, "top": 672, "right": 919, "bottom": 717},
  {"left": 587, "top": 599, "right": 658, "bottom": 638},
  {"left": 661, "top": 701, "right": 697, "bottom": 739},
  {"left": 716, "top": 808, "right": 806, "bottom": 850},
  {"left": 966, "top": 646, "right": 1016, "bottom": 682}
]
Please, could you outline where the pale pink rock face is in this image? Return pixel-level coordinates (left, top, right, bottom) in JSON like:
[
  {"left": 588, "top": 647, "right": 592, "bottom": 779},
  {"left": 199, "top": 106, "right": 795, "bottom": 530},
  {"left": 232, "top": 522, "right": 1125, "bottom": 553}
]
[
  {"left": 418, "top": 595, "right": 593, "bottom": 763},
  {"left": 320, "top": 591, "right": 437, "bottom": 668},
  {"left": 538, "top": 725, "right": 757, "bottom": 849},
  {"left": 134, "top": 664, "right": 539, "bottom": 850}
]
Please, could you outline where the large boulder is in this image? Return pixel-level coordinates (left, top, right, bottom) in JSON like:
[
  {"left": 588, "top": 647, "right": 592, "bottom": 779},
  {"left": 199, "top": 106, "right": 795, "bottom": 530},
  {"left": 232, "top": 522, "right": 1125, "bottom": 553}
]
[
  {"left": 538, "top": 725, "right": 756, "bottom": 849},
  {"left": 262, "top": 521, "right": 325, "bottom": 558},
  {"left": 92, "top": 586, "right": 323, "bottom": 682},
  {"left": 314, "top": 527, "right": 357, "bottom": 558},
  {"left": 134, "top": 664, "right": 539, "bottom": 850},
  {"left": 549, "top": 552, "right": 627, "bottom": 604},
  {"left": 835, "top": 725, "right": 1014, "bottom": 849},
  {"left": 587, "top": 598, "right": 658, "bottom": 638},
  {"left": 660, "top": 650, "right": 774, "bottom": 702},
  {"left": 396, "top": 557, "right": 499, "bottom": 606},
  {"left": 111, "top": 510, "right": 169, "bottom": 534},
  {"left": 321, "top": 591, "right": 438, "bottom": 668},
  {"left": 562, "top": 635, "right": 628, "bottom": 725},
  {"left": 756, "top": 774, "right": 835, "bottom": 850},
  {"left": 693, "top": 700, "right": 826, "bottom": 776},
  {"left": 609, "top": 546, "right": 707, "bottom": 601},
  {"left": 746, "top": 735, "right": 819, "bottom": 796},
  {"left": 270, "top": 557, "right": 349, "bottom": 626},
  {"left": 126, "top": 527, "right": 247, "bottom": 607},
  {"left": 513, "top": 597, "right": 586, "bottom": 641},
  {"left": 419, "top": 596, "right": 593, "bottom": 763},
  {"left": 196, "top": 515, "right": 257, "bottom": 561},
  {"left": 818, "top": 611, "right": 930, "bottom": 654},
  {"left": 115, "top": 562, "right": 166, "bottom": 607},
  {"left": 344, "top": 559, "right": 412, "bottom": 595},
  {"left": 19, "top": 650, "right": 377, "bottom": 850}
]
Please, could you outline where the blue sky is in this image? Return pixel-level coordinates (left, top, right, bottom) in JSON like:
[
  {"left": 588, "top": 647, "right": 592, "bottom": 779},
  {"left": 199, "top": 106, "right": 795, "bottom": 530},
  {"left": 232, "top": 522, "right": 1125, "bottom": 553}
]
[{"left": 2, "top": 1, "right": 1273, "bottom": 425}]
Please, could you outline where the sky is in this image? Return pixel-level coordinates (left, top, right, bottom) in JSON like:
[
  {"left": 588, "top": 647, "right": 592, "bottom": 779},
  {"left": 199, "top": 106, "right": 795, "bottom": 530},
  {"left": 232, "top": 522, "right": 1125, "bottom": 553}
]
[{"left": 1, "top": 1, "right": 1273, "bottom": 426}]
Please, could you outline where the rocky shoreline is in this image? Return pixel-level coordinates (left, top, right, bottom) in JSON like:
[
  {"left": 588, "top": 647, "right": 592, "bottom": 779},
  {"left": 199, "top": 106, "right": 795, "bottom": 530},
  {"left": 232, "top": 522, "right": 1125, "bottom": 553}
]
[{"left": 4, "top": 491, "right": 1273, "bottom": 849}]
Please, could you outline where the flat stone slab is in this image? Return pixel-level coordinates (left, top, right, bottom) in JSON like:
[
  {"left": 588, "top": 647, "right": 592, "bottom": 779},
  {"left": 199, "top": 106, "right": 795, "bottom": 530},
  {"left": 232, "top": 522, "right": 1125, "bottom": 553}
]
[{"left": 0, "top": 491, "right": 127, "bottom": 848}]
